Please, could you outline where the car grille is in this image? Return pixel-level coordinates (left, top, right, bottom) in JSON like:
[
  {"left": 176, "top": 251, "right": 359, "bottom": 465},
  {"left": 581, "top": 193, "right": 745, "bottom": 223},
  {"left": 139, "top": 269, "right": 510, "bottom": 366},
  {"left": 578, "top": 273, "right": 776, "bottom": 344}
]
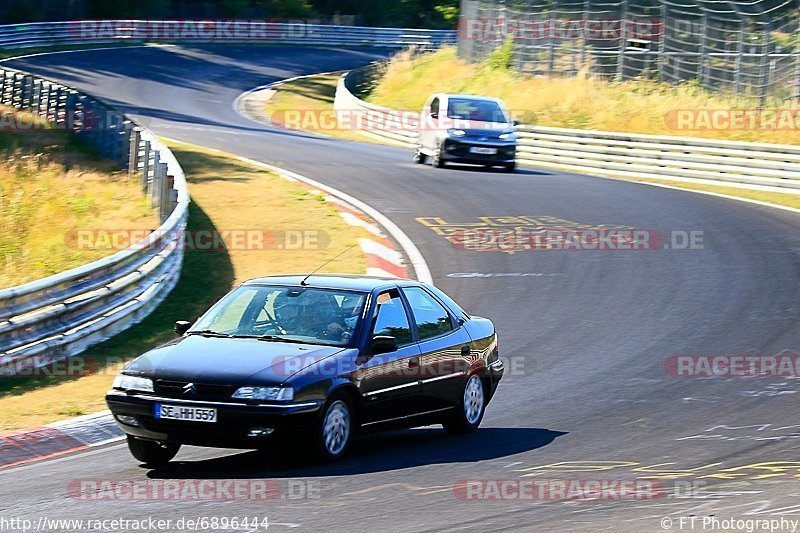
[{"left": 154, "top": 380, "right": 238, "bottom": 401}]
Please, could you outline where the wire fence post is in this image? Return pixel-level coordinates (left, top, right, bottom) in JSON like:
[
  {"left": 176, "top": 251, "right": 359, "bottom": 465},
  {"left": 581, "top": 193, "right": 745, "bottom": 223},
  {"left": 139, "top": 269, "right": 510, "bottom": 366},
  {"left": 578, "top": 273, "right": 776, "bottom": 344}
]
[
  {"left": 698, "top": 12, "right": 709, "bottom": 89},
  {"left": 579, "top": 0, "right": 589, "bottom": 72},
  {"left": 735, "top": 20, "right": 745, "bottom": 94},
  {"left": 616, "top": 0, "right": 628, "bottom": 81}
]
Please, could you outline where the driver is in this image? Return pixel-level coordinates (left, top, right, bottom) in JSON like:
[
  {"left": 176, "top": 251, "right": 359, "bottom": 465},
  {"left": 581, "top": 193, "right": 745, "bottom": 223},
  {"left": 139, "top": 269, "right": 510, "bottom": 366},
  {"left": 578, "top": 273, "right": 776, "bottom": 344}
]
[{"left": 274, "top": 290, "right": 347, "bottom": 341}]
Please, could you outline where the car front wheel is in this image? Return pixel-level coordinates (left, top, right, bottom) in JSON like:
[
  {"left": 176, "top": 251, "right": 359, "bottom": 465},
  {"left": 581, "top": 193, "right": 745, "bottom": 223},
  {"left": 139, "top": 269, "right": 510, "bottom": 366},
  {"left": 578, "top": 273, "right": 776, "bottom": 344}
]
[
  {"left": 126, "top": 436, "right": 181, "bottom": 466},
  {"left": 443, "top": 374, "right": 486, "bottom": 434},
  {"left": 314, "top": 393, "right": 354, "bottom": 462}
]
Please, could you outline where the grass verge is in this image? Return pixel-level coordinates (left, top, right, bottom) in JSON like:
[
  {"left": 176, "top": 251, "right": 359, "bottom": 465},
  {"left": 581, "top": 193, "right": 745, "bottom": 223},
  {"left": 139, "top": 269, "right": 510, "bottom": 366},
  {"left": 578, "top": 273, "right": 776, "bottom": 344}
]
[
  {"left": 0, "top": 112, "right": 157, "bottom": 288},
  {"left": 0, "top": 141, "right": 367, "bottom": 432},
  {"left": 263, "top": 72, "right": 386, "bottom": 144}
]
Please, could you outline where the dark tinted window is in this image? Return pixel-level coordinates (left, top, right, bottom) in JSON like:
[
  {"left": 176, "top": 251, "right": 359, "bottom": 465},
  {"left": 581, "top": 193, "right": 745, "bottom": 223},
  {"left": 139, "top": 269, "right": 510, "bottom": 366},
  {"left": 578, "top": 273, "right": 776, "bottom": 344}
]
[
  {"left": 403, "top": 287, "right": 453, "bottom": 340},
  {"left": 372, "top": 290, "right": 413, "bottom": 345},
  {"left": 447, "top": 98, "right": 508, "bottom": 123},
  {"left": 430, "top": 97, "right": 439, "bottom": 115}
]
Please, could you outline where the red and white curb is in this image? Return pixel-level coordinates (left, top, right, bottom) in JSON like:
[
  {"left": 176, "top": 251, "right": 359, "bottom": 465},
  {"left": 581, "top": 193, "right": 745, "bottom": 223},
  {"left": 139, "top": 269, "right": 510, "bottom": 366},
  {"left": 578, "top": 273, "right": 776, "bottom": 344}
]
[
  {"left": 317, "top": 192, "right": 409, "bottom": 279},
  {"left": 0, "top": 411, "right": 123, "bottom": 469}
]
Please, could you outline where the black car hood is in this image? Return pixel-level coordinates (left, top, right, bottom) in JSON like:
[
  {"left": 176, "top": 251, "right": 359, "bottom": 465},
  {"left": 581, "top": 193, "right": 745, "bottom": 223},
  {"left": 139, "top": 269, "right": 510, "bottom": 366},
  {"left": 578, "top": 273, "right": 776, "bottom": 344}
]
[{"left": 125, "top": 335, "right": 346, "bottom": 384}]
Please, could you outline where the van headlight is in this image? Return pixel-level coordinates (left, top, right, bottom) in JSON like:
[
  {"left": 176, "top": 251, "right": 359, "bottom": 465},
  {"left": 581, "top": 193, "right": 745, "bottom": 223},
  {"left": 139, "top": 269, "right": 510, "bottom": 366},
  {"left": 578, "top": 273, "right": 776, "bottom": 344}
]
[
  {"left": 232, "top": 386, "right": 294, "bottom": 401},
  {"left": 112, "top": 374, "right": 154, "bottom": 392},
  {"left": 498, "top": 132, "right": 514, "bottom": 140},
  {"left": 448, "top": 129, "right": 466, "bottom": 137}
]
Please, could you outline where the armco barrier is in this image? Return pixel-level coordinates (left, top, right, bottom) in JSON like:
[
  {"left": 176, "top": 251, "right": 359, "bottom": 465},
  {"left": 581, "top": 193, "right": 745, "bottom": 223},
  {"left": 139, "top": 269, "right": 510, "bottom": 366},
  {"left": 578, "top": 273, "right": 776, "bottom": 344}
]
[
  {"left": 0, "top": 66, "right": 189, "bottom": 375},
  {"left": 334, "top": 66, "right": 800, "bottom": 193},
  {"left": 0, "top": 21, "right": 456, "bottom": 50}
]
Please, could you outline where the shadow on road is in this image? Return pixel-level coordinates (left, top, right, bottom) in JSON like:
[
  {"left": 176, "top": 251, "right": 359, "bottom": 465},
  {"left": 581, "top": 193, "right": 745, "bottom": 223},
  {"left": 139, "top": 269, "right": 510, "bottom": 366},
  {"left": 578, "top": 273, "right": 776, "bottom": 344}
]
[{"left": 145, "top": 426, "right": 565, "bottom": 479}]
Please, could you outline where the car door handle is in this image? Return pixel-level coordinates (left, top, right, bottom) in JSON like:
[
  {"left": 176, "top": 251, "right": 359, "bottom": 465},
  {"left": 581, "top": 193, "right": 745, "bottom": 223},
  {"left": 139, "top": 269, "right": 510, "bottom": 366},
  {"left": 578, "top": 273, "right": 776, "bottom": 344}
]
[
  {"left": 408, "top": 356, "right": 420, "bottom": 368},
  {"left": 461, "top": 345, "right": 471, "bottom": 357}
]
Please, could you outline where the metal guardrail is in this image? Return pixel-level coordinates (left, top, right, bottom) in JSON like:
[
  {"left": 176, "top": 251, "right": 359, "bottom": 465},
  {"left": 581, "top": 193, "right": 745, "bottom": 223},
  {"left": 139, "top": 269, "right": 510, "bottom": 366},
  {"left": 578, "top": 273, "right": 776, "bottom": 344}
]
[
  {"left": 335, "top": 66, "right": 800, "bottom": 193},
  {"left": 0, "top": 21, "right": 456, "bottom": 50},
  {"left": 0, "top": 66, "right": 189, "bottom": 375}
]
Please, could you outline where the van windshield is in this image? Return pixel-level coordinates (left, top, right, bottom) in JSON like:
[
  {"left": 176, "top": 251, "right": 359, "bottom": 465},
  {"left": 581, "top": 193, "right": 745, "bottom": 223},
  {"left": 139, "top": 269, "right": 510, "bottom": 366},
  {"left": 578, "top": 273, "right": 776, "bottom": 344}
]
[{"left": 447, "top": 98, "right": 508, "bottom": 123}]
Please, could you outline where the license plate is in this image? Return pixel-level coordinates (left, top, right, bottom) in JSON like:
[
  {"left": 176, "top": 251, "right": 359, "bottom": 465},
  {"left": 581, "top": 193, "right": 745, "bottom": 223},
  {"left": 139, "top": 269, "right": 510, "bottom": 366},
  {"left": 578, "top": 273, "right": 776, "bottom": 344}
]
[
  {"left": 154, "top": 403, "right": 217, "bottom": 422},
  {"left": 470, "top": 147, "right": 497, "bottom": 155}
]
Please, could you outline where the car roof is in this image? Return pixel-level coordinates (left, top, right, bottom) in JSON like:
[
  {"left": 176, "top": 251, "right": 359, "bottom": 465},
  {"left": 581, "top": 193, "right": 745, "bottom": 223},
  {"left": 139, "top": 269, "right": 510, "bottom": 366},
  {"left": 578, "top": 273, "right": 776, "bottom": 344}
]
[{"left": 241, "top": 274, "right": 419, "bottom": 292}]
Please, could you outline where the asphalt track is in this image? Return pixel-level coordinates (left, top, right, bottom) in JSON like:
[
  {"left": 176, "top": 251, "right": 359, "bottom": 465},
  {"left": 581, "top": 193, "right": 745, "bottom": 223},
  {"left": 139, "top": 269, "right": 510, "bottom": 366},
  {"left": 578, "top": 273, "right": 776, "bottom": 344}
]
[{"left": 4, "top": 45, "right": 800, "bottom": 532}]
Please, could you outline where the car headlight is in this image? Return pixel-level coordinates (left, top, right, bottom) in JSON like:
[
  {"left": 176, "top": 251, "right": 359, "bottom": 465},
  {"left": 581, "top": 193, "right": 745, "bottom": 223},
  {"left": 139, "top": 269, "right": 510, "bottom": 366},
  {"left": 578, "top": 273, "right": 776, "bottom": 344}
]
[
  {"left": 498, "top": 132, "right": 514, "bottom": 140},
  {"left": 232, "top": 386, "right": 294, "bottom": 401},
  {"left": 112, "top": 374, "right": 154, "bottom": 392},
  {"left": 448, "top": 129, "right": 466, "bottom": 137}
]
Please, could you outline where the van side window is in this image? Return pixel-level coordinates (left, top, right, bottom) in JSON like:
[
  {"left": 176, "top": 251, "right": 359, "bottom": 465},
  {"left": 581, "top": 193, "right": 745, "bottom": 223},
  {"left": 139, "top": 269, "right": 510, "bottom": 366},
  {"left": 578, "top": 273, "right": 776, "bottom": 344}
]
[{"left": 430, "top": 97, "right": 439, "bottom": 116}]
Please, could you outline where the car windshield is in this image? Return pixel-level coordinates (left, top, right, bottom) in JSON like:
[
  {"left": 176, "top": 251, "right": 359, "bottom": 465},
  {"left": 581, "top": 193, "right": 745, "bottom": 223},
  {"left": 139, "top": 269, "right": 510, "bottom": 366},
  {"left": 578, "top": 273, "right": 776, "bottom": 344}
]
[
  {"left": 447, "top": 98, "right": 508, "bottom": 123},
  {"left": 190, "top": 285, "right": 368, "bottom": 346}
]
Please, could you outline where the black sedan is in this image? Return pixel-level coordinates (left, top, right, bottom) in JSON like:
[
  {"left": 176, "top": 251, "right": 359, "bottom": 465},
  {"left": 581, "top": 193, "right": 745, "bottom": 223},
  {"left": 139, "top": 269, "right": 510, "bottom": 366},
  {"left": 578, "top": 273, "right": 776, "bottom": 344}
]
[{"left": 107, "top": 275, "right": 503, "bottom": 464}]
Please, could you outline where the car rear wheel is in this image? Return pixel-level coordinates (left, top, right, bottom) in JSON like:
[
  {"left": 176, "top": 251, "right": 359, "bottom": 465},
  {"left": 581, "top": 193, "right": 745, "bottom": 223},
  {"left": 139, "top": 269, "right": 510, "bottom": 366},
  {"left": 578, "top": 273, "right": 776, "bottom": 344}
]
[
  {"left": 413, "top": 150, "right": 427, "bottom": 164},
  {"left": 443, "top": 374, "right": 486, "bottom": 434},
  {"left": 503, "top": 162, "right": 516, "bottom": 173},
  {"left": 126, "top": 436, "right": 180, "bottom": 465},
  {"left": 314, "top": 392, "right": 354, "bottom": 462}
]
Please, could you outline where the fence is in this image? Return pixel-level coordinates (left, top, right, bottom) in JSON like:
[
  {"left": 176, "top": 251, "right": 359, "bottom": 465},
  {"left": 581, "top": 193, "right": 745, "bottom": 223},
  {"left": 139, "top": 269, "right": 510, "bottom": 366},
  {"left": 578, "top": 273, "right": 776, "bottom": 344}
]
[
  {"left": 335, "top": 65, "right": 800, "bottom": 193},
  {"left": 0, "top": 66, "right": 189, "bottom": 376},
  {"left": 458, "top": 0, "right": 800, "bottom": 102},
  {"left": 0, "top": 20, "right": 456, "bottom": 51}
]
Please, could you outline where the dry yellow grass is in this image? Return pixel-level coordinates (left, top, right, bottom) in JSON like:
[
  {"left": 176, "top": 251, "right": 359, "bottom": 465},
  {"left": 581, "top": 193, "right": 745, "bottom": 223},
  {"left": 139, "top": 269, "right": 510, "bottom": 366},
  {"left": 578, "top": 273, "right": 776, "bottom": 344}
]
[
  {"left": 264, "top": 72, "right": 388, "bottom": 144},
  {"left": 369, "top": 47, "right": 800, "bottom": 145},
  {"left": 0, "top": 119, "right": 157, "bottom": 288},
  {"left": 0, "top": 140, "right": 368, "bottom": 432}
]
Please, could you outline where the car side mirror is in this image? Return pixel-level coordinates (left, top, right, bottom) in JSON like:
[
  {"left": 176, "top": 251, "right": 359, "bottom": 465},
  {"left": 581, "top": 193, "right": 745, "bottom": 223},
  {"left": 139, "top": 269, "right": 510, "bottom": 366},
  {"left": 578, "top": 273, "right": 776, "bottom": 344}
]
[
  {"left": 430, "top": 112, "right": 438, "bottom": 119},
  {"left": 512, "top": 119, "right": 520, "bottom": 126},
  {"left": 371, "top": 335, "right": 398, "bottom": 355},
  {"left": 174, "top": 320, "right": 192, "bottom": 336}
]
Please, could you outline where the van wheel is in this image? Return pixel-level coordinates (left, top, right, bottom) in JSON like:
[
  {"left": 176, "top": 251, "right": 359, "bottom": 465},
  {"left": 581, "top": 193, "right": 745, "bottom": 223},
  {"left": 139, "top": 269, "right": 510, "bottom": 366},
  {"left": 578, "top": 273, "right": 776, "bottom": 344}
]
[
  {"left": 413, "top": 150, "right": 426, "bottom": 164},
  {"left": 504, "top": 162, "right": 516, "bottom": 173},
  {"left": 432, "top": 149, "right": 445, "bottom": 168}
]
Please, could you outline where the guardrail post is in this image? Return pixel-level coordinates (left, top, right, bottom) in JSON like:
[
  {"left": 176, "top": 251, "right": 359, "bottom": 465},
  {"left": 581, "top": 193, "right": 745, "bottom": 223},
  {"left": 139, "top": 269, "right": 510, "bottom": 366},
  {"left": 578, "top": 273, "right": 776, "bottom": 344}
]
[
  {"left": 127, "top": 127, "right": 141, "bottom": 176},
  {"left": 140, "top": 141, "right": 151, "bottom": 192},
  {"left": 160, "top": 175, "right": 174, "bottom": 221},
  {"left": 148, "top": 150, "right": 161, "bottom": 206},
  {"left": 150, "top": 156, "right": 167, "bottom": 210},
  {"left": 0, "top": 70, "right": 9, "bottom": 105},
  {"left": 64, "top": 91, "right": 77, "bottom": 131}
]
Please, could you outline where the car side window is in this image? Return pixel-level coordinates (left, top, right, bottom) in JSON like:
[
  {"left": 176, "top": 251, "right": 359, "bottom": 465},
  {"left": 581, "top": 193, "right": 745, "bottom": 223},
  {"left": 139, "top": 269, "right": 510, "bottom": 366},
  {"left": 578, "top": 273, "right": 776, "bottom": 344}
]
[
  {"left": 372, "top": 290, "right": 413, "bottom": 345},
  {"left": 430, "top": 97, "right": 439, "bottom": 116},
  {"left": 402, "top": 287, "right": 453, "bottom": 340}
]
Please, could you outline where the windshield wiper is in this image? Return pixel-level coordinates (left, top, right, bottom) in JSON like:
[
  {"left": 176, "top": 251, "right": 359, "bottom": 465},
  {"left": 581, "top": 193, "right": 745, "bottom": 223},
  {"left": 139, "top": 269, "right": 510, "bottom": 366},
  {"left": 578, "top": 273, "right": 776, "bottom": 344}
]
[
  {"left": 186, "top": 329, "right": 233, "bottom": 338},
  {"left": 257, "top": 334, "right": 316, "bottom": 344}
]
